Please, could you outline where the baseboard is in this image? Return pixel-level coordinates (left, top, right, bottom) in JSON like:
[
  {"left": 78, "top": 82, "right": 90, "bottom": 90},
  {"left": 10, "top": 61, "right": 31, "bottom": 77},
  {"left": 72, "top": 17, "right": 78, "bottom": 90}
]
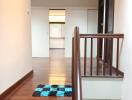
[
  {"left": 0, "top": 70, "right": 33, "bottom": 100},
  {"left": 83, "top": 99, "right": 121, "bottom": 100}
]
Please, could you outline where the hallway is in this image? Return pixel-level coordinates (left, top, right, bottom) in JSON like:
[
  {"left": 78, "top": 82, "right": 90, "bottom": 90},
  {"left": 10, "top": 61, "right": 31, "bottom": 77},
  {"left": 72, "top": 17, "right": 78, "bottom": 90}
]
[{"left": 5, "top": 49, "right": 72, "bottom": 100}]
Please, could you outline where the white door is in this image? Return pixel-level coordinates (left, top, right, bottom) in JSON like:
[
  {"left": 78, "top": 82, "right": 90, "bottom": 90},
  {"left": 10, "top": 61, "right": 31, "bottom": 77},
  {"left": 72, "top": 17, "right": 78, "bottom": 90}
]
[{"left": 32, "top": 8, "right": 49, "bottom": 57}]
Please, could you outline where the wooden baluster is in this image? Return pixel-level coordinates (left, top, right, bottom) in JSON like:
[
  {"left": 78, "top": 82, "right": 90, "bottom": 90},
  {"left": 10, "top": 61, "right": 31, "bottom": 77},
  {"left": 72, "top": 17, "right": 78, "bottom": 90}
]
[
  {"left": 72, "top": 37, "right": 75, "bottom": 100},
  {"left": 109, "top": 38, "right": 113, "bottom": 76},
  {"left": 97, "top": 39, "right": 99, "bottom": 75},
  {"left": 116, "top": 38, "right": 119, "bottom": 76},
  {"left": 84, "top": 38, "right": 87, "bottom": 76},
  {"left": 90, "top": 38, "right": 93, "bottom": 76}
]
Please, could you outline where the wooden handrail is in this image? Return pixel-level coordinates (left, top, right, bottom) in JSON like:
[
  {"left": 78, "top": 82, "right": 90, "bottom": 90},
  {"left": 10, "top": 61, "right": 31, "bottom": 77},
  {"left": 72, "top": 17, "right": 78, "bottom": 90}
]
[
  {"left": 72, "top": 27, "right": 82, "bottom": 100},
  {"left": 80, "top": 34, "right": 124, "bottom": 38}
]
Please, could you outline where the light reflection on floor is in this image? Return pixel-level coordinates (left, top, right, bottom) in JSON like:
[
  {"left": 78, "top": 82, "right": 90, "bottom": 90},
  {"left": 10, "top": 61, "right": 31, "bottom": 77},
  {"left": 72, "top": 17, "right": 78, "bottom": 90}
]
[{"left": 48, "top": 49, "right": 67, "bottom": 85}]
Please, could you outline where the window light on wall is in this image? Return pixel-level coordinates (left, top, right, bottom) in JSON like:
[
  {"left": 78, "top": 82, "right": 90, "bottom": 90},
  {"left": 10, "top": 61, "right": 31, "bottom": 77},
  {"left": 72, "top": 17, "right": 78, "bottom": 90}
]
[{"left": 49, "top": 10, "right": 65, "bottom": 22}]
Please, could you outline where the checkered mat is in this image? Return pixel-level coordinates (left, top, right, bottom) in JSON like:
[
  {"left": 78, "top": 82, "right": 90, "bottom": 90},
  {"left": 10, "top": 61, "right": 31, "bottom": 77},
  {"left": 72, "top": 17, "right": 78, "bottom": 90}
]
[{"left": 32, "top": 84, "right": 72, "bottom": 97}]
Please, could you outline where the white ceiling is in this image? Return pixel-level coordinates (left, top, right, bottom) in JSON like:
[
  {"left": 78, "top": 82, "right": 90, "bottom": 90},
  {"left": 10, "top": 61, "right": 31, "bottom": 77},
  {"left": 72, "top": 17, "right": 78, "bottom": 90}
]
[{"left": 31, "top": 0, "right": 98, "bottom": 7}]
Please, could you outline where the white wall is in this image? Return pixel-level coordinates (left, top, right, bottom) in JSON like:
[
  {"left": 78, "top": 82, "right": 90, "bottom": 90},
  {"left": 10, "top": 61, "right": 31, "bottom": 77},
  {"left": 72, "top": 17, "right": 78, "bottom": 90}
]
[
  {"left": 114, "top": 0, "right": 132, "bottom": 100},
  {"left": 32, "top": 7, "right": 49, "bottom": 57},
  {"left": 82, "top": 78, "right": 123, "bottom": 100},
  {"left": 0, "top": 0, "right": 32, "bottom": 94},
  {"left": 65, "top": 8, "right": 98, "bottom": 57},
  {"left": 31, "top": 1, "right": 98, "bottom": 58},
  {"left": 31, "top": 0, "right": 98, "bottom": 7},
  {"left": 87, "top": 10, "right": 98, "bottom": 58},
  {"left": 31, "top": 7, "right": 98, "bottom": 58},
  {"left": 50, "top": 39, "right": 65, "bottom": 49},
  {"left": 65, "top": 8, "right": 88, "bottom": 57}
]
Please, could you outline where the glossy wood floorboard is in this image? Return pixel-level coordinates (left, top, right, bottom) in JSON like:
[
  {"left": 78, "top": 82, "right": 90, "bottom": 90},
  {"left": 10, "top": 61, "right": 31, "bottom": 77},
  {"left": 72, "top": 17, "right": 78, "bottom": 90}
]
[
  {"left": 5, "top": 49, "right": 72, "bottom": 100},
  {"left": 4, "top": 49, "right": 121, "bottom": 100}
]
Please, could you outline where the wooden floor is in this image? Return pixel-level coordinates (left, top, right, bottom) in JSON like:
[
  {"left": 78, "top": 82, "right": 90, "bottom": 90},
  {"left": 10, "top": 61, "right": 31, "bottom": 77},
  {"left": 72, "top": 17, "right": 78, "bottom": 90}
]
[
  {"left": 5, "top": 49, "right": 72, "bottom": 100},
  {"left": 4, "top": 49, "right": 123, "bottom": 100}
]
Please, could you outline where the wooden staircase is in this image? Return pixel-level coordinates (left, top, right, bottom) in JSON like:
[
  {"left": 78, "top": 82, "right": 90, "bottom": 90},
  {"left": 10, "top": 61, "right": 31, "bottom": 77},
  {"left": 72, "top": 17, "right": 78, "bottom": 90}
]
[{"left": 72, "top": 27, "right": 124, "bottom": 100}]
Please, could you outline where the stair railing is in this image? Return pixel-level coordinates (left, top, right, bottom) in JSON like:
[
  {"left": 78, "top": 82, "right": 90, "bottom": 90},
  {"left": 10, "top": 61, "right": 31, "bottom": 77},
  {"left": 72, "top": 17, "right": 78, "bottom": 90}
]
[
  {"left": 72, "top": 27, "right": 82, "bottom": 100},
  {"left": 72, "top": 26, "right": 124, "bottom": 100},
  {"left": 80, "top": 33, "right": 124, "bottom": 77}
]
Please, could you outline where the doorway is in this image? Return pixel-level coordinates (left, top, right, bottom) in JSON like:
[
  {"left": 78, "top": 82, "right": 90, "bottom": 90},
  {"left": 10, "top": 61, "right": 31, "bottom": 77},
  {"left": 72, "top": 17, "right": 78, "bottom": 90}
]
[{"left": 49, "top": 9, "right": 66, "bottom": 57}]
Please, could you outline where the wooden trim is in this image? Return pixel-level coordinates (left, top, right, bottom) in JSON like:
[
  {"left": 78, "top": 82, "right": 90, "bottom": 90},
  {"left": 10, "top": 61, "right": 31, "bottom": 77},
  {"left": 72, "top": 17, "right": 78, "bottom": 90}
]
[
  {"left": 49, "top": 22, "right": 65, "bottom": 24},
  {"left": 50, "top": 37, "right": 65, "bottom": 39},
  {"left": 80, "top": 34, "right": 124, "bottom": 38},
  {"left": 49, "top": 9, "right": 66, "bottom": 10},
  {"left": 50, "top": 48, "right": 65, "bottom": 49},
  {"left": 81, "top": 75, "right": 123, "bottom": 78},
  {"left": 0, "top": 70, "right": 33, "bottom": 99}
]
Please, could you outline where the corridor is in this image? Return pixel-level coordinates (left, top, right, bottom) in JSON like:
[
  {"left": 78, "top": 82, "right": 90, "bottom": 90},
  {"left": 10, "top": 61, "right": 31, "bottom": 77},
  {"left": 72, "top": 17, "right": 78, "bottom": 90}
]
[{"left": 5, "top": 49, "right": 72, "bottom": 100}]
